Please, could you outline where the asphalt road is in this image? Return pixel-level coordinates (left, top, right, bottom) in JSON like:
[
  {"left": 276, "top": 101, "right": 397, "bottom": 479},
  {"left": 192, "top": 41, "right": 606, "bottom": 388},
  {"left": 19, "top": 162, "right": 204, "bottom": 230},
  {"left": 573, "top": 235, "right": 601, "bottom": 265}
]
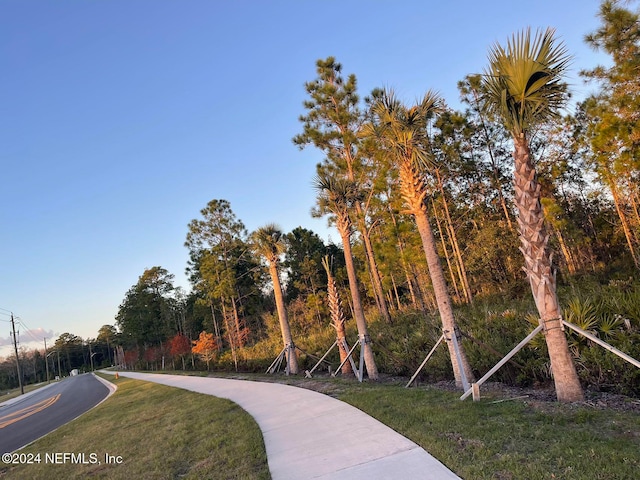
[{"left": 0, "top": 373, "right": 110, "bottom": 453}]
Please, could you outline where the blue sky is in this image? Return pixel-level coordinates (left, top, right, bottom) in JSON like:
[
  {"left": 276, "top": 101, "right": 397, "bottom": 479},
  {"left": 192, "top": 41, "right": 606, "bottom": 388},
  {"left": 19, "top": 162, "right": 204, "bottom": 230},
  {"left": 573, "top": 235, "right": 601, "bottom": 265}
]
[{"left": 0, "top": 0, "right": 609, "bottom": 357}]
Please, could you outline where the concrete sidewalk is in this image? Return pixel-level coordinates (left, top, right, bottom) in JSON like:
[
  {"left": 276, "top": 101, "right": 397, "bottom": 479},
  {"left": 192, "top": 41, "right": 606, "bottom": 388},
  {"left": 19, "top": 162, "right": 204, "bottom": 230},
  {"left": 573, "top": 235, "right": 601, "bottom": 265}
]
[{"left": 101, "top": 371, "right": 459, "bottom": 479}]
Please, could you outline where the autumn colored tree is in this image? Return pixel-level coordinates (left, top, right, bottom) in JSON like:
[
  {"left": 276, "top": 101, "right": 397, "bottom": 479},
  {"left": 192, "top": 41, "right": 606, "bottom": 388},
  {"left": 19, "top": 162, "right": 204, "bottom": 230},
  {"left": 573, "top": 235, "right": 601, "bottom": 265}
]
[
  {"left": 169, "top": 333, "right": 191, "bottom": 370},
  {"left": 185, "top": 199, "right": 254, "bottom": 368},
  {"left": 143, "top": 345, "right": 162, "bottom": 370},
  {"left": 192, "top": 331, "right": 218, "bottom": 370},
  {"left": 123, "top": 349, "right": 138, "bottom": 370}
]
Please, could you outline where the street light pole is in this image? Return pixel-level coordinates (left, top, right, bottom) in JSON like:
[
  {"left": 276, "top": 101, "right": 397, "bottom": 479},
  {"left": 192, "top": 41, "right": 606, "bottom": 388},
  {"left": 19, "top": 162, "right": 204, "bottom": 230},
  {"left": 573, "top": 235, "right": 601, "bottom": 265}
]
[
  {"left": 89, "top": 342, "right": 95, "bottom": 372},
  {"left": 47, "top": 351, "right": 57, "bottom": 379}
]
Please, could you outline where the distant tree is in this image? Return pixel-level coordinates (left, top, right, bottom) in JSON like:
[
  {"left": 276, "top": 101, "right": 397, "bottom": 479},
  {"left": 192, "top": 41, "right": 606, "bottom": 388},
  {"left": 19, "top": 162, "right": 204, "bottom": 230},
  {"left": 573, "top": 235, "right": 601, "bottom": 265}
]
[
  {"left": 169, "top": 333, "right": 191, "bottom": 370},
  {"left": 54, "top": 333, "right": 85, "bottom": 374},
  {"left": 185, "top": 199, "right": 254, "bottom": 368},
  {"left": 97, "top": 324, "right": 117, "bottom": 365},
  {"left": 283, "top": 227, "right": 336, "bottom": 330},
  {"left": 581, "top": 0, "right": 640, "bottom": 268},
  {"left": 283, "top": 227, "right": 327, "bottom": 301},
  {"left": 482, "top": 27, "right": 584, "bottom": 402},
  {"left": 192, "top": 331, "right": 218, "bottom": 370},
  {"left": 458, "top": 74, "right": 515, "bottom": 230},
  {"left": 115, "top": 267, "right": 177, "bottom": 354}
]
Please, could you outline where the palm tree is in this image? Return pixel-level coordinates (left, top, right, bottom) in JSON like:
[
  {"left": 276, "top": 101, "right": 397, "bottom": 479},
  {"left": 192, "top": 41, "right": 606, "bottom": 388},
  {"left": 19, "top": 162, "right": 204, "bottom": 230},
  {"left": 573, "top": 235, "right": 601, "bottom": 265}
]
[
  {"left": 322, "top": 255, "right": 353, "bottom": 375},
  {"left": 251, "top": 224, "right": 298, "bottom": 375},
  {"left": 482, "top": 28, "right": 584, "bottom": 402},
  {"left": 363, "top": 89, "right": 474, "bottom": 389},
  {"left": 313, "top": 173, "right": 379, "bottom": 380}
]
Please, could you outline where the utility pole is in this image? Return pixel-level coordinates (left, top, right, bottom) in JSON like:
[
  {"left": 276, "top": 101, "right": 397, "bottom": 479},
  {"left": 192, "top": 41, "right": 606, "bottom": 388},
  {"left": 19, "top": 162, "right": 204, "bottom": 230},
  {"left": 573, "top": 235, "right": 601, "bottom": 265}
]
[
  {"left": 57, "top": 349, "right": 62, "bottom": 378},
  {"left": 44, "top": 337, "right": 50, "bottom": 383},
  {"left": 11, "top": 313, "right": 24, "bottom": 395}
]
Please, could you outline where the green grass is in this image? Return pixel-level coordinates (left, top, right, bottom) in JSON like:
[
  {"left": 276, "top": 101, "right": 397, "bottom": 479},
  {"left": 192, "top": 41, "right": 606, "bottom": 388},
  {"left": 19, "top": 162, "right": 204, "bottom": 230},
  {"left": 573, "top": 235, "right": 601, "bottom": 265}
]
[
  {"left": 3, "top": 371, "right": 639, "bottom": 479},
  {"left": 337, "top": 383, "right": 640, "bottom": 480},
  {"left": 0, "top": 375, "right": 270, "bottom": 480},
  {"left": 208, "top": 372, "right": 640, "bottom": 480}
]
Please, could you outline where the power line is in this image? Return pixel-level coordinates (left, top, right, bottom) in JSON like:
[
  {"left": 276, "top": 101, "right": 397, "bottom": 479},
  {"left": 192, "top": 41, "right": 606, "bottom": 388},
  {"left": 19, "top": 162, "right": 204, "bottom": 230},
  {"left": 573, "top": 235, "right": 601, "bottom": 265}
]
[{"left": 17, "top": 319, "right": 43, "bottom": 344}]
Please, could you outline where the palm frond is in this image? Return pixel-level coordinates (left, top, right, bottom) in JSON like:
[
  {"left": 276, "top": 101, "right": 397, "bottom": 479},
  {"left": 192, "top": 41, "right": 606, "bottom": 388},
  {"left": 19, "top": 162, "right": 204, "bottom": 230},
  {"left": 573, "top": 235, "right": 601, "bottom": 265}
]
[
  {"left": 482, "top": 27, "right": 571, "bottom": 135},
  {"left": 251, "top": 223, "right": 286, "bottom": 260},
  {"left": 363, "top": 88, "right": 442, "bottom": 170}
]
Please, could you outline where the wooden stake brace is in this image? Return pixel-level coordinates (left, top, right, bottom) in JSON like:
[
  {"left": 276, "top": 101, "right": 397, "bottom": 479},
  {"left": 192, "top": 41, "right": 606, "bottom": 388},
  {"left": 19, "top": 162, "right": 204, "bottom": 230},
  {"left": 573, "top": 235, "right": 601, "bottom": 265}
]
[
  {"left": 305, "top": 337, "right": 360, "bottom": 381},
  {"left": 266, "top": 343, "right": 295, "bottom": 375},
  {"left": 405, "top": 334, "right": 445, "bottom": 388}
]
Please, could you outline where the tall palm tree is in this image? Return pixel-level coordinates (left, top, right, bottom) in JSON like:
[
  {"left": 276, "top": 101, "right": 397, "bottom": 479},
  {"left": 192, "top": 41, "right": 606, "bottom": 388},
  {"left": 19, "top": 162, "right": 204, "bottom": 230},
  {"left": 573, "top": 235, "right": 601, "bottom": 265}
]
[
  {"left": 482, "top": 28, "right": 584, "bottom": 402},
  {"left": 363, "top": 90, "right": 474, "bottom": 389},
  {"left": 251, "top": 224, "right": 299, "bottom": 375},
  {"left": 322, "top": 255, "right": 353, "bottom": 375},
  {"left": 313, "top": 173, "right": 379, "bottom": 380}
]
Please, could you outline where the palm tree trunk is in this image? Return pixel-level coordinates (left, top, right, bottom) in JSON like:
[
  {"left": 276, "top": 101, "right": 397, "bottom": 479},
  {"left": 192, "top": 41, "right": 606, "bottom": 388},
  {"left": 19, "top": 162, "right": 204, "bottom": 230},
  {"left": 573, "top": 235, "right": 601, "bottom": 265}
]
[
  {"left": 399, "top": 162, "right": 474, "bottom": 388},
  {"left": 269, "top": 263, "right": 299, "bottom": 374},
  {"left": 324, "top": 258, "right": 353, "bottom": 375},
  {"left": 412, "top": 210, "right": 475, "bottom": 388},
  {"left": 513, "top": 136, "right": 583, "bottom": 402},
  {"left": 337, "top": 222, "right": 379, "bottom": 380}
]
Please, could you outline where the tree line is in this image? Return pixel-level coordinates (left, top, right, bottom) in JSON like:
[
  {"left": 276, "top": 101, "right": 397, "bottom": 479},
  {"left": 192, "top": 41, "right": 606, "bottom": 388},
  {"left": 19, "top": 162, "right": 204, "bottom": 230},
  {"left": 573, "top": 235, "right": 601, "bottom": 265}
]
[{"left": 3, "top": 1, "right": 638, "bottom": 401}]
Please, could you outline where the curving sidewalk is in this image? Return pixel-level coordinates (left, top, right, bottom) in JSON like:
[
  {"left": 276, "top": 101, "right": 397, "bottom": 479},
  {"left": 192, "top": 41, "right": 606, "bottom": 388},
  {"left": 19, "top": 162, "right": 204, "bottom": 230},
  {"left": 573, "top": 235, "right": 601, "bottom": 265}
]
[{"left": 101, "top": 371, "right": 460, "bottom": 479}]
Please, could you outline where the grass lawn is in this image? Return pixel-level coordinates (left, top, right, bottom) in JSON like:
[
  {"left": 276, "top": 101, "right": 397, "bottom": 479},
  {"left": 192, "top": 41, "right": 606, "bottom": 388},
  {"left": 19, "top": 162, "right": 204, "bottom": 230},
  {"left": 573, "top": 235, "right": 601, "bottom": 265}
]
[
  {"left": 338, "top": 383, "right": 640, "bottom": 480},
  {"left": 0, "top": 374, "right": 270, "bottom": 480},
  {"left": 3, "top": 371, "right": 639, "bottom": 479},
  {"left": 211, "top": 372, "right": 640, "bottom": 480}
]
